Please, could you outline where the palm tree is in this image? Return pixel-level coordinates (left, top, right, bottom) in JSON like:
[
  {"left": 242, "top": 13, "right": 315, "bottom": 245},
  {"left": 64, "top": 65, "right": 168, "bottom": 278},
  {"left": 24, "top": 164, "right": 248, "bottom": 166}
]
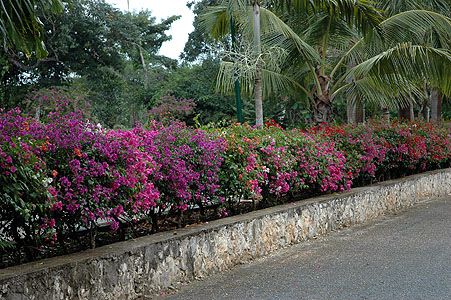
[
  {"left": 207, "top": 1, "right": 451, "bottom": 124},
  {"left": 201, "top": 0, "right": 269, "bottom": 126},
  {"left": 375, "top": 0, "right": 450, "bottom": 123},
  {"left": 202, "top": 0, "right": 324, "bottom": 126},
  {"left": 354, "top": 10, "right": 450, "bottom": 124},
  {"left": 0, "top": 0, "right": 64, "bottom": 58},
  {"left": 202, "top": 0, "right": 383, "bottom": 125},
  {"left": 268, "top": 0, "right": 384, "bottom": 124},
  {"left": 252, "top": 0, "right": 263, "bottom": 126}
]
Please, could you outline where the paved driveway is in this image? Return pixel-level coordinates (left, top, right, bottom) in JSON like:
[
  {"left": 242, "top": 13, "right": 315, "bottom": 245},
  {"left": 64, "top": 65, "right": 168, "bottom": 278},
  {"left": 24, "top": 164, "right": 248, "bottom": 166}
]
[{"left": 159, "top": 196, "right": 451, "bottom": 300}]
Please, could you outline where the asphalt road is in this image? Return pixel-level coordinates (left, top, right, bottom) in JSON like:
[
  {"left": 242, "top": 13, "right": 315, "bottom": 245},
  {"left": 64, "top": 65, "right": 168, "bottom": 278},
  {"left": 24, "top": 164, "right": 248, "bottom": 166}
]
[{"left": 159, "top": 196, "right": 451, "bottom": 300}]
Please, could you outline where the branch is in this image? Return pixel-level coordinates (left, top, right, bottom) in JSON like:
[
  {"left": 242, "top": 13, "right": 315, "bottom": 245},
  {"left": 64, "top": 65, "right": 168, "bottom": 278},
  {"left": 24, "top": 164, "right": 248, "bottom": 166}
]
[{"left": 7, "top": 55, "right": 59, "bottom": 71}]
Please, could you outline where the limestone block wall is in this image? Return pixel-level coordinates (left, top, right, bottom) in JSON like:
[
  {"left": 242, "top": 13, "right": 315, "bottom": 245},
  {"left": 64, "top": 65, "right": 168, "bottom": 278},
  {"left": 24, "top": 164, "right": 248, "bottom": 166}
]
[{"left": 1, "top": 169, "right": 450, "bottom": 300}]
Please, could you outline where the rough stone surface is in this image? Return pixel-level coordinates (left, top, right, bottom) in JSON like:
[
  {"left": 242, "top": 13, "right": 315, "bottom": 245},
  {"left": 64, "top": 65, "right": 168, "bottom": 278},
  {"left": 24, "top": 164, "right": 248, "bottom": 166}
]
[{"left": 1, "top": 169, "right": 450, "bottom": 300}]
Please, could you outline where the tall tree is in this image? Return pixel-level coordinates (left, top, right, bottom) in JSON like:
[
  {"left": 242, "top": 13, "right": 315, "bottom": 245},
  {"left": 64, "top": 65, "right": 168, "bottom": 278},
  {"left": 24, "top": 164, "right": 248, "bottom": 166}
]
[
  {"left": 207, "top": 2, "right": 451, "bottom": 124},
  {"left": 376, "top": 0, "right": 450, "bottom": 123},
  {"left": 200, "top": 0, "right": 319, "bottom": 125},
  {"left": 150, "top": 57, "right": 236, "bottom": 124},
  {"left": 252, "top": 0, "right": 263, "bottom": 126},
  {"left": 182, "top": 0, "right": 222, "bottom": 62},
  {"left": 0, "top": 0, "right": 179, "bottom": 128}
]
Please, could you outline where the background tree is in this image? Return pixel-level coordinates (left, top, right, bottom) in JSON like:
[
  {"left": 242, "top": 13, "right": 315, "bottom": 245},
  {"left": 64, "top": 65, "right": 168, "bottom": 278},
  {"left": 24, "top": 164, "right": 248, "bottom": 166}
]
[
  {"left": 182, "top": 0, "right": 222, "bottom": 62},
  {"left": 374, "top": 0, "right": 450, "bottom": 123},
  {"left": 205, "top": 0, "right": 450, "bottom": 124},
  {"left": 0, "top": 0, "right": 179, "bottom": 128},
  {"left": 200, "top": 0, "right": 321, "bottom": 125},
  {"left": 150, "top": 57, "right": 236, "bottom": 124}
]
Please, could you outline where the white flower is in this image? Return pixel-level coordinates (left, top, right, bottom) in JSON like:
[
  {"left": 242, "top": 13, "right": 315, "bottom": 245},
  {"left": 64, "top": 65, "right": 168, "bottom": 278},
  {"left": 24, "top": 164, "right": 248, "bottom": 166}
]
[{"left": 42, "top": 177, "right": 53, "bottom": 187}]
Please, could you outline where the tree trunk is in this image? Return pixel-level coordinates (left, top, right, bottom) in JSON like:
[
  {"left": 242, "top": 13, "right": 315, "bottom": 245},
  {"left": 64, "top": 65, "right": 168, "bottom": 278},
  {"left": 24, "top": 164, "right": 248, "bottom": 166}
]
[
  {"left": 253, "top": 2, "right": 263, "bottom": 127},
  {"left": 381, "top": 106, "right": 390, "bottom": 123},
  {"left": 347, "top": 95, "right": 364, "bottom": 125},
  {"left": 311, "top": 65, "right": 333, "bottom": 124},
  {"left": 398, "top": 101, "right": 414, "bottom": 121},
  {"left": 35, "top": 104, "right": 41, "bottom": 120},
  {"left": 346, "top": 61, "right": 356, "bottom": 125},
  {"left": 312, "top": 94, "right": 333, "bottom": 124},
  {"left": 130, "top": 107, "right": 139, "bottom": 128},
  {"left": 355, "top": 100, "right": 365, "bottom": 125},
  {"left": 421, "top": 87, "right": 430, "bottom": 121},
  {"left": 430, "top": 88, "right": 442, "bottom": 124},
  {"left": 137, "top": 44, "right": 148, "bottom": 89},
  {"left": 347, "top": 97, "right": 354, "bottom": 124},
  {"left": 254, "top": 65, "right": 263, "bottom": 126}
]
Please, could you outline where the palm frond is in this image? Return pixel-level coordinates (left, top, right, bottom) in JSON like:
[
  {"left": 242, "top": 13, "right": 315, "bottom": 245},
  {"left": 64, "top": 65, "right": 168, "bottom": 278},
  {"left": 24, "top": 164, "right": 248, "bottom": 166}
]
[
  {"left": 199, "top": 6, "right": 231, "bottom": 40},
  {"left": 0, "top": 0, "right": 64, "bottom": 57},
  {"left": 301, "top": 11, "right": 355, "bottom": 48},
  {"left": 221, "top": 0, "right": 248, "bottom": 13},
  {"left": 375, "top": 0, "right": 450, "bottom": 16},
  {"left": 347, "top": 43, "right": 451, "bottom": 96},
  {"left": 269, "top": 0, "right": 383, "bottom": 35},
  {"left": 335, "top": 74, "right": 425, "bottom": 109},
  {"left": 215, "top": 61, "right": 311, "bottom": 101},
  {"left": 258, "top": 7, "right": 320, "bottom": 63},
  {"left": 381, "top": 10, "right": 451, "bottom": 47}
]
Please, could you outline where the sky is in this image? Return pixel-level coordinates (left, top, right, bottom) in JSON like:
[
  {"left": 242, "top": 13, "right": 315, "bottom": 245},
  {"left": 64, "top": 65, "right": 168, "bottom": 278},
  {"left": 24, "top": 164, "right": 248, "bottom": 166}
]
[{"left": 108, "top": 0, "right": 196, "bottom": 60}]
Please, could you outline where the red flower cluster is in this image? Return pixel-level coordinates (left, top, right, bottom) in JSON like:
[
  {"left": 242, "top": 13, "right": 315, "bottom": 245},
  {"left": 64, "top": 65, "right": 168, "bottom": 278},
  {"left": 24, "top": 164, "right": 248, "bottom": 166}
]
[{"left": 265, "top": 119, "right": 283, "bottom": 129}]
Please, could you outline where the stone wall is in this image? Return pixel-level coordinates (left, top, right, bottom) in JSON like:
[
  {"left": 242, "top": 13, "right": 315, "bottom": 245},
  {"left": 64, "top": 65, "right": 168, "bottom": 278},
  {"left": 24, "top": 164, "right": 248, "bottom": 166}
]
[{"left": 1, "top": 169, "right": 450, "bottom": 300}]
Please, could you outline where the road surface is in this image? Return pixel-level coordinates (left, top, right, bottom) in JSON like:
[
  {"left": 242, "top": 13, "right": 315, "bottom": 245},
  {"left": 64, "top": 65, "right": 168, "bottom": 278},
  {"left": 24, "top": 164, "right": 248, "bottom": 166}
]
[{"left": 160, "top": 196, "right": 451, "bottom": 300}]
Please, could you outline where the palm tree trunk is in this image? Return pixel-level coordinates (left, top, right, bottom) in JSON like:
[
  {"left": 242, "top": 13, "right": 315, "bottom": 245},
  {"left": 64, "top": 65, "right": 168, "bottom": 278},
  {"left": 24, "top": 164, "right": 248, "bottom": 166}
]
[
  {"left": 253, "top": 1, "right": 263, "bottom": 127},
  {"left": 430, "top": 88, "right": 442, "bottom": 124},
  {"left": 398, "top": 101, "right": 414, "bottom": 121},
  {"left": 312, "top": 65, "right": 333, "bottom": 124},
  {"left": 355, "top": 100, "right": 365, "bottom": 125},
  {"left": 254, "top": 64, "right": 263, "bottom": 126},
  {"left": 346, "top": 61, "right": 356, "bottom": 124},
  {"left": 421, "top": 87, "right": 430, "bottom": 121},
  {"left": 35, "top": 104, "right": 41, "bottom": 120},
  {"left": 347, "top": 97, "right": 355, "bottom": 124},
  {"left": 312, "top": 93, "right": 333, "bottom": 124},
  {"left": 347, "top": 98, "right": 365, "bottom": 125},
  {"left": 381, "top": 106, "right": 390, "bottom": 123}
]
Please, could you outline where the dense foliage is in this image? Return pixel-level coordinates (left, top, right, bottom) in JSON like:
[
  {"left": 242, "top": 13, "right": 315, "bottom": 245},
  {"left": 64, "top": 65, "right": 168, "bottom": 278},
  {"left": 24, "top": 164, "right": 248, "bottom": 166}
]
[{"left": 1, "top": 105, "right": 450, "bottom": 267}]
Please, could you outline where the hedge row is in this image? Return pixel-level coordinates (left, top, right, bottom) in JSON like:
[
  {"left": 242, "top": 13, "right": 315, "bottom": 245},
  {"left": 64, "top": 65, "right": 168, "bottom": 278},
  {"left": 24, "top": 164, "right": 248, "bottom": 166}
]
[{"left": 1, "top": 107, "right": 450, "bottom": 266}]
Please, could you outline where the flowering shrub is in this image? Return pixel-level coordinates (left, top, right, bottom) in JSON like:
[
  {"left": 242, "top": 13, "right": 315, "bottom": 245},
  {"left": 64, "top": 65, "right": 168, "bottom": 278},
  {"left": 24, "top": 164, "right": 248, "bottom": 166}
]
[
  {"left": 210, "top": 123, "right": 351, "bottom": 211},
  {"left": 24, "top": 87, "right": 94, "bottom": 121},
  {"left": 307, "top": 124, "right": 387, "bottom": 185},
  {"left": 1, "top": 105, "right": 450, "bottom": 267},
  {"left": 0, "top": 107, "right": 159, "bottom": 263},
  {"left": 0, "top": 118, "right": 54, "bottom": 259},
  {"left": 138, "top": 122, "right": 226, "bottom": 228},
  {"left": 148, "top": 94, "right": 196, "bottom": 124},
  {"left": 365, "top": 119, "right": 451, "bottom": 177}
]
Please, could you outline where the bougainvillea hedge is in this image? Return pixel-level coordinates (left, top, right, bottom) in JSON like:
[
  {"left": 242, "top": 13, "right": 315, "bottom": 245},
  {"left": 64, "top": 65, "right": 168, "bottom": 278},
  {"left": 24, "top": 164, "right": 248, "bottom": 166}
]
[{"left": 1, "top": 107, "right": 450, "bottom": 266}]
